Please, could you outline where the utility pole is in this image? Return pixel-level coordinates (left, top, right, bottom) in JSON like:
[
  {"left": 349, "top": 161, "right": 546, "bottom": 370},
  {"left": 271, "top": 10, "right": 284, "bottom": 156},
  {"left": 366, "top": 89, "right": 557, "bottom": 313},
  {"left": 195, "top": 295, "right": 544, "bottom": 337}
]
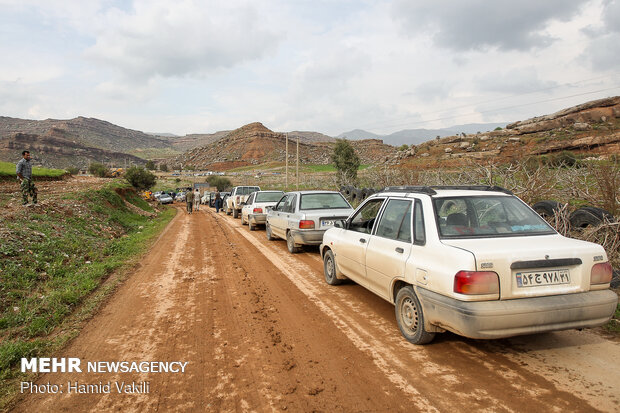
[
  {"left": 296, "top": 137, "right": 299, "bottom": 190},
  {"left": 285, "top": 133, "right": 288, "bottom": 190}
]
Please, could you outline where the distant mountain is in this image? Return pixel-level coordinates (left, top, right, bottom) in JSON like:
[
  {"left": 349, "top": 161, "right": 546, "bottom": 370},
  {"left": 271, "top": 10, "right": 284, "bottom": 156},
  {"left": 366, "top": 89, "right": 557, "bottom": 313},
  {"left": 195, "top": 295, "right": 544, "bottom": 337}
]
[
  {"left": 338, "top": 122, "right": 507, "bottom": 146},
  {"left": 147, "top": 132, "right": 179, "bottom": 138},
  {"left": 337, "top": 129, "right": 382, "bottom": 140}
]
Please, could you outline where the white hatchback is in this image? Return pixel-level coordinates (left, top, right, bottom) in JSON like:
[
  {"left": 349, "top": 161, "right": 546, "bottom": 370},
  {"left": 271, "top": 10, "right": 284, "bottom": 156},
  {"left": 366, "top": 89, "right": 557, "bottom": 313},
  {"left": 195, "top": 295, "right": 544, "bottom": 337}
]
[{"left": 320, "top": 186, "right": 618, "bottom": 344}]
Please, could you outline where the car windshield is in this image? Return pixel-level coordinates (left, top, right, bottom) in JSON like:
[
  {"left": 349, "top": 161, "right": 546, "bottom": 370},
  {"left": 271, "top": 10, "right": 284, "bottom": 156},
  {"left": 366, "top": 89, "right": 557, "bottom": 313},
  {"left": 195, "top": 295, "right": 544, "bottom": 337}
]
[
  {"left": 238, "top": 187, "right": 260, "bottom": 195},
  {"left": 256, "top": 192, "right": 284, "bottom": 202},
  {"left": 434, "top": 195, "right": 555, "bottom": 238},
  {"left": 300, "top": 193, "right": 351, "bottom": 210}
]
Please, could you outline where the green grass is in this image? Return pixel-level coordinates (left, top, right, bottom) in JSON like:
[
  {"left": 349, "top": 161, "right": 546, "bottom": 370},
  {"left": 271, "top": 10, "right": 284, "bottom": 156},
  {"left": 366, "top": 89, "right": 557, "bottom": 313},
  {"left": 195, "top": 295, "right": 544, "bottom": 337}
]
[
  {"left": 0, "top": 161, "right": 66, "bottom": 178},
  {"left": 0, "top": 184, "right": 175, "bottom": 409}
]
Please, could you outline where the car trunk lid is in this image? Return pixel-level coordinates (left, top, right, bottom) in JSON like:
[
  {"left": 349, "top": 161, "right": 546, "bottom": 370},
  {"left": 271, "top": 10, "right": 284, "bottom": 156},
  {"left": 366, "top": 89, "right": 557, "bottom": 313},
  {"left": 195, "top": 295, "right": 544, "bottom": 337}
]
[{"left": 441, "top": 235, "right": 604, "bottom": 299}]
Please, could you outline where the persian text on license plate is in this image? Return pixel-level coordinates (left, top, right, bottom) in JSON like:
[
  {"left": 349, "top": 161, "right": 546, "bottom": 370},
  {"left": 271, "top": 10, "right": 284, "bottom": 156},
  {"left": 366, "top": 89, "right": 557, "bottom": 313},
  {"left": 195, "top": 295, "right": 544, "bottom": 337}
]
[
  {"left": 516, "top": 269, "right": 570, "bottom": 287},
  {"left": 321, "top": 220, "right": 334, "bottom": 227}
]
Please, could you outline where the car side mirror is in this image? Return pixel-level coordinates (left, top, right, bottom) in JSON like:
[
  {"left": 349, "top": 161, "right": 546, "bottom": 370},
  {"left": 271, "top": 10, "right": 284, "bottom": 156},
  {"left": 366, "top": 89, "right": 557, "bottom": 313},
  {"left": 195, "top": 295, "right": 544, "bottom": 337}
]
[{"left": 335, "top": 219, "right": 348, "bottom": 229}]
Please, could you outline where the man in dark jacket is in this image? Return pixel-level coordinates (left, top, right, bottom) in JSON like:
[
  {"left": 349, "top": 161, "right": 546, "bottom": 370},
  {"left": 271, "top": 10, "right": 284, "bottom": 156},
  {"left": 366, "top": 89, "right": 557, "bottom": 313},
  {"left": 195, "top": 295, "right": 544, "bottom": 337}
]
[
  {"left": 16, "top": 150, "right": 37, "bottom": 206},
  {"left": 214, "top": 192, "right": 222, "bottom": 213},
  {"left": 185, "top": 188, "right": 194, "bottom": 214}
]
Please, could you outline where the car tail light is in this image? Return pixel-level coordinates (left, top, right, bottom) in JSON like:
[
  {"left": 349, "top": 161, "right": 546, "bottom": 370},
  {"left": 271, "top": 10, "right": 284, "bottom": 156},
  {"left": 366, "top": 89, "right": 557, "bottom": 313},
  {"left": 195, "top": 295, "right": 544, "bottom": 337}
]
[
  {"left": 454, "top": 271, "right": 499, "bottom": 295},
  {"left": 591, "top": 262, "right": 612, "bottom": 285},
  {"left": 299, "top": 220, "right": 315, "bottom": 229},
  {"left": 253, "top": 207, "right": 263, "bottom": 213}
]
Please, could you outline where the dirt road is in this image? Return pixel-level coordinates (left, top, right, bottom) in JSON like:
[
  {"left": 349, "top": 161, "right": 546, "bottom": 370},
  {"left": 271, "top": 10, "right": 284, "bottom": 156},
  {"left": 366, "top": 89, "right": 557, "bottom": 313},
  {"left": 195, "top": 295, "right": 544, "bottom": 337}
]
[{"left": 13, "top": 205, "right": 620, "bottom": 412}]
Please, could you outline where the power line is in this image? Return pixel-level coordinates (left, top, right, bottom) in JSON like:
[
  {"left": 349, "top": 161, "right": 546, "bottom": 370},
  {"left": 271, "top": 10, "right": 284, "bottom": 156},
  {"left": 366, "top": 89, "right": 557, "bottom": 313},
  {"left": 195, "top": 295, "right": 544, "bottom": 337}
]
[
  {"left": 364, "top": 84, "right": 620, "bottom": 132},
  {"left": 359, "top": 72, "right": 620, "bottom": 132}
]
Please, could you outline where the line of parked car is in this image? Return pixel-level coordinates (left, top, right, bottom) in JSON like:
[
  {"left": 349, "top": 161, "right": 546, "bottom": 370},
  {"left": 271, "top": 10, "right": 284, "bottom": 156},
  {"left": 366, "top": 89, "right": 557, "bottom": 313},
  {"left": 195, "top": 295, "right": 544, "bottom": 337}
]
[{"left": 211, "top": 185, "right": 619, "bottom": 345}]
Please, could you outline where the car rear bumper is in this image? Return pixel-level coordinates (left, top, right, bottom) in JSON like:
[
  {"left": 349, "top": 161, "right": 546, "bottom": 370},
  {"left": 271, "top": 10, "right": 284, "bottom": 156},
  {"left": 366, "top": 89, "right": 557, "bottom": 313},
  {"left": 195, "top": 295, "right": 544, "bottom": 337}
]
[
  {"left": 290, "top": 229, "right": 326, "bottom": 245},
  {"left": 416, "top": 287, "right": 618, "bottom": 339},
  {"left": 248, "top": 214, "right": 267, "bottom": 225}
]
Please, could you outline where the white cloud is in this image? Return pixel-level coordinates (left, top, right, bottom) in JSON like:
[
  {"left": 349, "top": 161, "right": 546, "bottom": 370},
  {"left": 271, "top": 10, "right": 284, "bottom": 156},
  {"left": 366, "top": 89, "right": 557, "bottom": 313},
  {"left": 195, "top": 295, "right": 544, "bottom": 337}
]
[
  {"left": 392, "top": 0, "right": 590, "bottom": 51},
  {"left": 84, "top": 0, "right": 280, "bottom": 81}
]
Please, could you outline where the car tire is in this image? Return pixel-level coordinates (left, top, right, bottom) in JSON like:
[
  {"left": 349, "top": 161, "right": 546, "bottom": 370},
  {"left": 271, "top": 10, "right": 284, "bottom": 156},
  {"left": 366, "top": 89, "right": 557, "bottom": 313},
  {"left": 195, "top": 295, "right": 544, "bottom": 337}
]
[
  {"left": 233, "top": 208, "right": 239, "bottom": 218},
  {"left": 249, "top": 220, "right": 255, "bottom": 231},
  {"left": 323, "top": 250, "right": 342, "bottom": 285},
  {"left": 286, "top": 231, "right": 301, "bottom": 253},
  {"left": 266, "top": 223, "right": 275, "bottom": 240},
  {"left": 532, "top": 200, "right": 563, "bottom": 219},
  {"left": 395, "top": 286, "right": 435, "bottom": 345},
  {"left": 226, "top": 207, "right": 231, "bottom": 216},
  {"left": 569, "top": 206, "right": 614, "bottom": 229}
]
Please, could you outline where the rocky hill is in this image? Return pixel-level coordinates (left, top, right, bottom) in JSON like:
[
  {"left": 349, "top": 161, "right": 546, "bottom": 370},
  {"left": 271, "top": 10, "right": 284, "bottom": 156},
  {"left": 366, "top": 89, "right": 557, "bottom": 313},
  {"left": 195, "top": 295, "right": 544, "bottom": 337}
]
[
  {"left": 389, "top": 96, "right": 620, "bottom": 169},
  {"left": 0, "top": 116, "right": 175, "bottom": 168},
  {"left": 174, "top": 122, "right": 395, "bottom": 170}
]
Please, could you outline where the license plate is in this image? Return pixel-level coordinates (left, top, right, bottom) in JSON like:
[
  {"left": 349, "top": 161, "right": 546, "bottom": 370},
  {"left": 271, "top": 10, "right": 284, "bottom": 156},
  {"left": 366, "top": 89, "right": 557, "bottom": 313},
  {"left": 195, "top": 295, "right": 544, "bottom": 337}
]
[
  {"left": 321, "top": 220, "right": 335, "bottom": 227},
  {"left": 516, "top": 269, "right": 570, "bottom": 287}
]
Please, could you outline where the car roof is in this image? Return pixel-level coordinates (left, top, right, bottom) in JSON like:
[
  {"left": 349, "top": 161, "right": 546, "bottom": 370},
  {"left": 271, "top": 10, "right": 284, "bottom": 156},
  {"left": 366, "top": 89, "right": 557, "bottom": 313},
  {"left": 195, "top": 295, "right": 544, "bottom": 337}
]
[
  {"left": 284, "top": 190, "right": 341, "bottom": 195},
  {"left": 374, "top": 185, "right": 513, "bottom": 199}
]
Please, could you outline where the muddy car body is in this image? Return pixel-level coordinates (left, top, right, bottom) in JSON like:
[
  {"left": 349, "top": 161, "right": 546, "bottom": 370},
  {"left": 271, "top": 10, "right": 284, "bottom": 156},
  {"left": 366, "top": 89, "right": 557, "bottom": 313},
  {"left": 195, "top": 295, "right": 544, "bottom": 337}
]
[
  {"left": 266, "top": 190, "right": 354, "bottom": 253},
  {"left": 320, "top": 186, "right": 618, "bottom": 344}
]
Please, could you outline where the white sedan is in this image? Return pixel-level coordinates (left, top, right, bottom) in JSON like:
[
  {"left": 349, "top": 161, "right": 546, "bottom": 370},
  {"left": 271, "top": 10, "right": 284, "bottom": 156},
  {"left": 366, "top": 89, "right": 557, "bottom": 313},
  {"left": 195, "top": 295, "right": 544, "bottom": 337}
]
[
  {"left": 320, "top": 186, "right": 617, "bottom": 344},
  {"left": 240, "top": 190, "right": 284, "bottom": 231}
]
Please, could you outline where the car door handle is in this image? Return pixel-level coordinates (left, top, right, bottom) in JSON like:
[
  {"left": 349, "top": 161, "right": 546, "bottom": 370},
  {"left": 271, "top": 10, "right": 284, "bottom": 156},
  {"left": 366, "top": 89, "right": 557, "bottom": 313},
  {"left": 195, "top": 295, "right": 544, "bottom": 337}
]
[
  {"left": 395, "top": 247, "right": 404, "bottom": 253},
  {"left": 359, "top": 238, "right": 367, "bottom": 243}
]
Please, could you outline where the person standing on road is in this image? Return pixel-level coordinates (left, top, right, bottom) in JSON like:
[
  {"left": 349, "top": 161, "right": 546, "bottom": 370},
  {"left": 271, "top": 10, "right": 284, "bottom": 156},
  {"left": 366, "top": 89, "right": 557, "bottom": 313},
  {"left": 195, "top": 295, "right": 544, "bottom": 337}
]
[
  {"left": 193, "top": 189, "right": 201, "bottom": 211},
  {"left": 214, "top": 192, "right": 222, "bottom": 213},
  {"left": 185, "top": 188, "right": 194, "bottom": 214},
  {"left": 16, "top": 150, "right": 37, "bottom": 206}
]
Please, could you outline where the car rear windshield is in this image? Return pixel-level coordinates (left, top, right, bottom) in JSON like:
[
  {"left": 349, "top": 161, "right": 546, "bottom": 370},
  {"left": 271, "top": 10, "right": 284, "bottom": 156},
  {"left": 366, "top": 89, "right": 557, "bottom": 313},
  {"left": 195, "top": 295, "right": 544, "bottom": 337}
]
[
  {"left": 237, "top": 187, "right": 260, "bottom": 195},
  {"left": 434, "top": 195, "right": 555, "bottom": 238},
  {"left": 256, "top": 192, "right": 284, "bottom": 202},
  {"left": 300, "top": 193, "right": 351, "bottom": 210}
]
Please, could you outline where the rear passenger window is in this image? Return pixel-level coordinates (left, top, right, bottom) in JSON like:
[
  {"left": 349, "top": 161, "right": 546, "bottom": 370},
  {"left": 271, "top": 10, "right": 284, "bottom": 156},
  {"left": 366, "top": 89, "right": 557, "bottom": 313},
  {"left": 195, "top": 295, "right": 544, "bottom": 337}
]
[
  {"left": 283, "top": 195, "right": 296, "bottom": 213},
  {"left": 414, "top": 200, "right": 425, "bottom": 245},
  {"left": 375, "top": 199, "right": 412, "bottom": 243}
]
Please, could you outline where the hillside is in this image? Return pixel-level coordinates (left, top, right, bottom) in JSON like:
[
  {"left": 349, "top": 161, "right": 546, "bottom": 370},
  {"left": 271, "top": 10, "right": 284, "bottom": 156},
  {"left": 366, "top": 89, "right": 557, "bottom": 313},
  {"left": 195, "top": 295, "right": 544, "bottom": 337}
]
[
  {"left": 388, "top": 96, "right": 620, "bottom": 169},
  {"left": 173, "top": 122, "right": 395, "bottom": 170},
  {"left": 0, "top": 116, "right": 176, "bottom": 168}
]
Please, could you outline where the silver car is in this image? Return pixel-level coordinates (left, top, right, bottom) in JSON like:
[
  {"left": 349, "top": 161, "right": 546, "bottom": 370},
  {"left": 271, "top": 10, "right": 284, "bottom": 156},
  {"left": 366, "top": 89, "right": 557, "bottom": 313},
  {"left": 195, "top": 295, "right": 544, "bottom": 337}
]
[
  {"left": 265, "top": 190, "right": 354, "bottom": 253},
  {"left": 241, "top": 190, "right": 284, "bottom": 231}
]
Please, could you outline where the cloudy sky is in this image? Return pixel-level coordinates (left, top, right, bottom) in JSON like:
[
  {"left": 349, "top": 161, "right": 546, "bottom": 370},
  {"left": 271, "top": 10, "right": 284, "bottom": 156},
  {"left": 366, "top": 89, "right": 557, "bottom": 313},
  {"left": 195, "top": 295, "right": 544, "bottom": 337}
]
[{"left": 1, "top": 0, "right": 619, "bottom": 136}]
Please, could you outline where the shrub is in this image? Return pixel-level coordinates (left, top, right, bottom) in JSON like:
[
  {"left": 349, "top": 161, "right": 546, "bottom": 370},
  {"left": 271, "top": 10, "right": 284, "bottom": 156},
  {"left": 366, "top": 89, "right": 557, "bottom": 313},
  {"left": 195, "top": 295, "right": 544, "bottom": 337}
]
[
  {"left": 206, "top": 175, "right": 232, "bottom": 191},
  {"left": 160, "top": 163, "right": 169, "bottom": 172},
  {"left": 66, "top": 167, "right": 80, "bottom": 175},
  {"left": 124, "top": 167, "right": 156, "bottom": 190},
  {"left": 88, "top": 162, "right": 108, "bottom": 177},
  {"left": 145, "top": 160, "right": 156, "bottom": 170},
  {"left": 331, "top": 139, "right": 361, "bottom": 186}
]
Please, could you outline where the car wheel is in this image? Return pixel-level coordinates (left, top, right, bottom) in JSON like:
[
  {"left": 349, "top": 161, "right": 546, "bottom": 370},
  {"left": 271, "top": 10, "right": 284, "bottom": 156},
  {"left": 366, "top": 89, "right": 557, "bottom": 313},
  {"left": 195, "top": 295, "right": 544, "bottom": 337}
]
[
  {"left": 249, "top": 220, "right": 255, "bottom": 231},
  {"left": 233, "top": 208, "right": 239, "bottom": 218},
  {"left": 395, "top": 286, "right": 435, "bottom": 345},
  {"left": 286, "top": 231, "right": 301, "bottom": 253},
  {"left": 266, "top": 223, "right": 275, "bottom": 240},
  {"left": 323, "top": 250, "right": 341, "bottom": 285}
]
